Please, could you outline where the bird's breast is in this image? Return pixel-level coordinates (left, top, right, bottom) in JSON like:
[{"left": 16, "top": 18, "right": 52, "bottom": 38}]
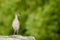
[{"left": 12, "top": 19, "right": 20, "bottom": 28}]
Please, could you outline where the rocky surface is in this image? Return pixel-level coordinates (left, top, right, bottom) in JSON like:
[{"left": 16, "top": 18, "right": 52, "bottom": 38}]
[{"left": 0, "top": 35, "right": 35, "bottom": 40}]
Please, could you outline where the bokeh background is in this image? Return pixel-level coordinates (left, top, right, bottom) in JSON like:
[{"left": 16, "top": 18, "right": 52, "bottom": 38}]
[{"left": 0, "top": 0, "right": 60, "bottom": 40}]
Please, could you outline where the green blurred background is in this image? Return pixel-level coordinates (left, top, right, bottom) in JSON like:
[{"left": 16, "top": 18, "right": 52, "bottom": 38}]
[{"left": 0, "top": 0, "right": 60, "bottom": 40}]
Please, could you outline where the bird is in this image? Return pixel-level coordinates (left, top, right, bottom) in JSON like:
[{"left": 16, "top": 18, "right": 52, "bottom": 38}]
[{"left": 12, "top": 12, "right": 20, "bottom": 35}]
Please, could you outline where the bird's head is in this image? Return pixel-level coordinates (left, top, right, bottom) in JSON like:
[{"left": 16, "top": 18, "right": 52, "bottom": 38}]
[{"left": 15, "top": 12, "right": 20, "bottom": 17}]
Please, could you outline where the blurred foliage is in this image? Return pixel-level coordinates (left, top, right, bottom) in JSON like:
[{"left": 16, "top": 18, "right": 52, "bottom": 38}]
[{"left": 0, "top": 0, "right": 60, "bottom": 40}]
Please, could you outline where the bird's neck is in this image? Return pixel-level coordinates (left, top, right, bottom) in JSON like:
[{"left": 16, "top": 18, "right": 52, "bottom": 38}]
[{"left": 15, "top": 15, "right": 18, "bottom": 19}]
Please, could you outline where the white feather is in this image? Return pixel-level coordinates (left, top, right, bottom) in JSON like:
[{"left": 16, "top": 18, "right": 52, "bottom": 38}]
[{"left": 12, "top": 13, "right": 20, "bottom": 32}]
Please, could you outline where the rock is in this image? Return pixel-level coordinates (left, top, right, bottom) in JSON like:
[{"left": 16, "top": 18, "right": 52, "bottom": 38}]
[{"left": 0, "top": 35, "right": 35, "bottom": 40}]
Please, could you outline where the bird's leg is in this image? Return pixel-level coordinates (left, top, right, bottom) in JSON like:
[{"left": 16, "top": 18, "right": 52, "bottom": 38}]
[
  {"left": 17, "top": 30, "right": 18, "bottom": 35},
  {"left": 14, "top": 31, "right": 15, "bottom": 35}
]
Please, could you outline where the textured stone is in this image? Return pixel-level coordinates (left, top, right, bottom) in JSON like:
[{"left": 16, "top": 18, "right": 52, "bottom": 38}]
[{"left": 0, "top": 35, "right": 35, "bottom": 40}]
